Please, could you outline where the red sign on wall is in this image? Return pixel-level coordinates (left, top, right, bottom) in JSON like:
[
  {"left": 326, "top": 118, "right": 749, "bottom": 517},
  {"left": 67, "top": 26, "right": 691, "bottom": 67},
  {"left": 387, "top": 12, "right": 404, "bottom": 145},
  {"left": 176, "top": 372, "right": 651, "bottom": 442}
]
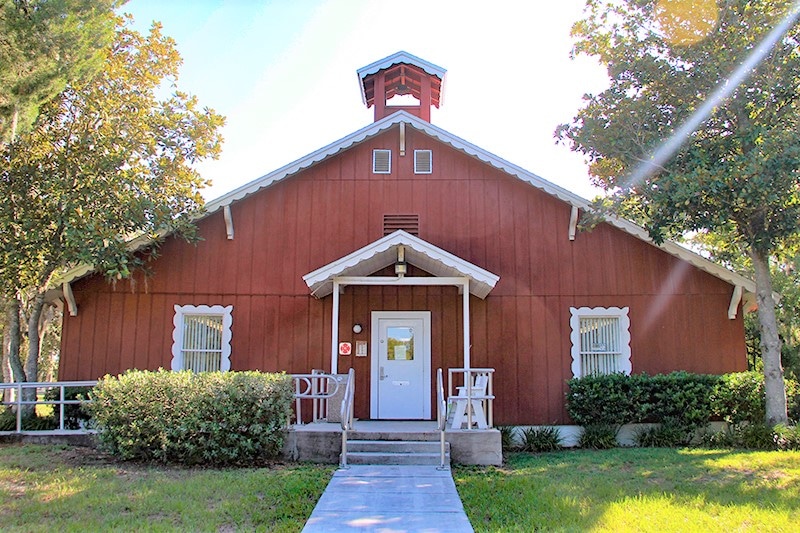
[{"left": 339, "top": 342, "right": 352, "bottom": 356}]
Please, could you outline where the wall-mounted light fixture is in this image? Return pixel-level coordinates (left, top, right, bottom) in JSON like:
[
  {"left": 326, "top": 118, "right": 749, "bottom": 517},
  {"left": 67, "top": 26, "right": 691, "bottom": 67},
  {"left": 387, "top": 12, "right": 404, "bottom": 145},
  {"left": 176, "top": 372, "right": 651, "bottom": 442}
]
[
  {"left": 395, "top": 245, "right": 407, "bottom": 277},
  {"left": 353, "top": 323, "right": 363, "bottom": 334}
]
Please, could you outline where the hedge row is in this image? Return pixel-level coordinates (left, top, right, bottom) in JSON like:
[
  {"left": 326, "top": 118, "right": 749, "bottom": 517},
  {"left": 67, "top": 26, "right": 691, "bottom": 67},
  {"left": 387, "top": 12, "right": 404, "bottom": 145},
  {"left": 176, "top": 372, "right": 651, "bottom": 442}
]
[
  {"left": 86, "top": 369, "right": 293, "bottom": 466},
  {"left": 567, "top": 371, "right": 800, "bottom": 433}
]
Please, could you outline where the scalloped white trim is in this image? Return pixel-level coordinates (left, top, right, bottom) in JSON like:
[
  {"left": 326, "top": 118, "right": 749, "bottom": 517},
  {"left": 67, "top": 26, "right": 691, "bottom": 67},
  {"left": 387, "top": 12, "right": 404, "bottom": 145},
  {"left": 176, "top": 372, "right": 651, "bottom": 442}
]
[
  {"left": 569, "top": 307, "right": 631, "bottom": 378},
  {"left": 56, "top": 111, "right": 758, "bottom": 301},
  {"left": 302, "top": 230, "right": 499, "bottom": 299},
  {"left": 171, "top": 304, "right": 233, "bottom": 372}
]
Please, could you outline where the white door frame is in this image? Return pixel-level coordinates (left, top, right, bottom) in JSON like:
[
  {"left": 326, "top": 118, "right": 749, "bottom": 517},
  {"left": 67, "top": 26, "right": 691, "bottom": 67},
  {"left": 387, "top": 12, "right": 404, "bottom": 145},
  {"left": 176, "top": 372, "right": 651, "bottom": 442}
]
[
  {"left": 370, "top": 311, "right": 431, "bottom": 419},
  {"left": 330, "top": 276, "right": 471, "bottom": 373}
]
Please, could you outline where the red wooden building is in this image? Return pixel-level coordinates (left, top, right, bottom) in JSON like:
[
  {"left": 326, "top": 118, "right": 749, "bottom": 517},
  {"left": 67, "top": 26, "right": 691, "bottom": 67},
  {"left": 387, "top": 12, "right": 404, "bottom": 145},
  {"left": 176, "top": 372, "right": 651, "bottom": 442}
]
[{"left": 56, "top": 52, "right": 753, "bottom": 425}]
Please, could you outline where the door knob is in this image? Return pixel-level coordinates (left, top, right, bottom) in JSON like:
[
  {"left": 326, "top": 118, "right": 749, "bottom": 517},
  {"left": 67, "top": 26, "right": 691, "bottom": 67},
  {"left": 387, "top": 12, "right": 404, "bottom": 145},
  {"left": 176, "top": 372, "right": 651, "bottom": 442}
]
[{"left": 380, "top": 366, "right": 387, "bottom": 380}]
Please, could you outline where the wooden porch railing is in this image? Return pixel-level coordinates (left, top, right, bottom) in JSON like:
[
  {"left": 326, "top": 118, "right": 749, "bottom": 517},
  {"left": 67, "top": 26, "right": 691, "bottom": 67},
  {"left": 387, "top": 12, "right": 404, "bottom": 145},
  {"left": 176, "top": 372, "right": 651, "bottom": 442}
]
[{"left": 447, "top": 368, "right": 495, "bottom": 429}]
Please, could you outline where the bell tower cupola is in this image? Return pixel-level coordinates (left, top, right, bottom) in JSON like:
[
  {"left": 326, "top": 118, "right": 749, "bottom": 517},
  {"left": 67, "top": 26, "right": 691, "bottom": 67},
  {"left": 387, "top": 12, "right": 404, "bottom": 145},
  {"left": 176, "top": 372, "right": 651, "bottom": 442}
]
[{"left": 358, "top": 51, "right": 446, "bottom": 123}]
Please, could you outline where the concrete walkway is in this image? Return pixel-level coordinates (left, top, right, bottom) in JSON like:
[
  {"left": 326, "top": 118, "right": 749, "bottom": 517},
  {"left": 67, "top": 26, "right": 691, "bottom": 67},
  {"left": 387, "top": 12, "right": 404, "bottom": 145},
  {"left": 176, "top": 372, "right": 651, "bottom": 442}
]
[{"left": 302, "top": 465, "right": 474, "bottom": 532}]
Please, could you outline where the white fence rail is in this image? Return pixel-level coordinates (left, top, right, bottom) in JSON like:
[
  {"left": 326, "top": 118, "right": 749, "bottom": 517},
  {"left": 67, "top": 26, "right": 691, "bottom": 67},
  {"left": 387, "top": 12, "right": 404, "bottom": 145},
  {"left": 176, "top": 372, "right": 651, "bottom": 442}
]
[
  {"left": 0, "top": 381, "right": 98, "bottom": 434},
  {"left": 1, "top": 373, "right": 343, "bottom": 435}
]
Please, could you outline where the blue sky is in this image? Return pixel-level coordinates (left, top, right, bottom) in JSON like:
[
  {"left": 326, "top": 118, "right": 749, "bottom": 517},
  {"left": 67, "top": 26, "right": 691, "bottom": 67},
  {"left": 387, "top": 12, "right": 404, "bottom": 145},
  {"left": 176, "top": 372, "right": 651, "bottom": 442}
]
[{"left": 123, "top": 0, "right": 609, "bottom": 200}]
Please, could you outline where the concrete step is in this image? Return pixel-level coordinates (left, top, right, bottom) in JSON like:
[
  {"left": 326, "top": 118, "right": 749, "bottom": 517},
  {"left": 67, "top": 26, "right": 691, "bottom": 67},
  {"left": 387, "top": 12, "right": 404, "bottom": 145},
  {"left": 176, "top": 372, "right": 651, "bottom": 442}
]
[
  {"left": 347, "top": 440, "right": 448, "bottom": 454},
  {"left": 344, "top": 439, "right": 450, "bottom": 466},
  {"left": 346, "top": 451, "right": 448, "bottom": 466},
  {"left": 347, "top": 431, "right": 441, "bottom": 441}
]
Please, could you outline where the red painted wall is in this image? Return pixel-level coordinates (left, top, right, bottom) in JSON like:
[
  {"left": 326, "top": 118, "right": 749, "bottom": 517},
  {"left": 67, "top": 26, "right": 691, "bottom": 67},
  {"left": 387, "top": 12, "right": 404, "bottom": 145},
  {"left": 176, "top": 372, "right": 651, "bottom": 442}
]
[{"left": 59, "top": 125, "right": 747, "bottom": 424}]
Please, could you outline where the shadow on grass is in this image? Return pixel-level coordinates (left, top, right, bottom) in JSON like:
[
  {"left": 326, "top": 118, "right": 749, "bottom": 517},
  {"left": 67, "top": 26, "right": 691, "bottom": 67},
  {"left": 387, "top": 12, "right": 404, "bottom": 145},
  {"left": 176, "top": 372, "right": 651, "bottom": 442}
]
[
  {"left": 0, "top": 444, "right": 334, "bottom": 532},
  {"left": 454, "top": 447, "right": 800, "bottom": 532}
]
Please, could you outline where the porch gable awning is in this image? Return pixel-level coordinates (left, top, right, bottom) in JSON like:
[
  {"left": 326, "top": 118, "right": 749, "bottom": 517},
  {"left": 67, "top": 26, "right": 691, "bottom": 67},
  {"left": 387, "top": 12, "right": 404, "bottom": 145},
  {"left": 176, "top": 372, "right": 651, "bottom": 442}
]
[{"left": 302, "top": 230, "right": 500, "bottom": 299}]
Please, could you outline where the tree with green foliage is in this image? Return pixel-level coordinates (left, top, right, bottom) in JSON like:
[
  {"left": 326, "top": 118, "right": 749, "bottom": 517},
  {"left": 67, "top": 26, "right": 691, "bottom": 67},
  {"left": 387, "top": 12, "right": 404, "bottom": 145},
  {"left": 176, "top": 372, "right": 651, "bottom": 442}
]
[
  {"left": 691, "top": 232, "right": 800, "bottom": 380},
  {"left": 557, "top": 0, "right": 800, "bottom": 425},
  {"left": 0, "top": 0, "right": 124, "bottom": 143},
  {"left": 0, "top": 17, "right": 224, "bottom": 392}
]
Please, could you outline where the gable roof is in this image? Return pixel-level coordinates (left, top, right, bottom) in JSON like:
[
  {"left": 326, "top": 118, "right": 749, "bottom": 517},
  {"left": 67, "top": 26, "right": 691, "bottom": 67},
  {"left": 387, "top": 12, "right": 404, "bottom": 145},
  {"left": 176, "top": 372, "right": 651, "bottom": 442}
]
[
  {"left": 302, "top": 230, "right": 500, "bottom": 299},
  {"left": 57, "top": 110, "right": 757, "bottom": 301},
  {"left": 199, "top": 110, "right": 755, "bottom": 297}
]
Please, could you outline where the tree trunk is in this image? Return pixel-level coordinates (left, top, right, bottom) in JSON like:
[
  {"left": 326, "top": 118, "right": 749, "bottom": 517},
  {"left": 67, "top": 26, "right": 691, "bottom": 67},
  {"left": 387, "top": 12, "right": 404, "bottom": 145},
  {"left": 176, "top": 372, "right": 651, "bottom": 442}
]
[
  {"left": 25, "top": 291, "right": 46, "bottom": 386},
  {"left": 6, "top": 298, "right": 24, "bottom": 383},
  {"left": 751, "top": 247, "right": 788, "bottom": 426}
]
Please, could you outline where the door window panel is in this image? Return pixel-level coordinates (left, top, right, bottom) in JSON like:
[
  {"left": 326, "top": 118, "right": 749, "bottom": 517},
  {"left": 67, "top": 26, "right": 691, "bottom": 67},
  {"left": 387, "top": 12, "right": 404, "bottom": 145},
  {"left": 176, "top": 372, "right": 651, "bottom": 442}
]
[{"left": 387, "top": 326, "right": 414, "bottom": 360}]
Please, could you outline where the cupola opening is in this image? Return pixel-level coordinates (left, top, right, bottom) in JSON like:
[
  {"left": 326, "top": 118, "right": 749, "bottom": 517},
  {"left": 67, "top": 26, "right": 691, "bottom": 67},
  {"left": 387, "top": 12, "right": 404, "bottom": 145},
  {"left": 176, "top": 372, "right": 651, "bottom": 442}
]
[{"left": 358, "top": 51, "right": 446, "bottom": 123}]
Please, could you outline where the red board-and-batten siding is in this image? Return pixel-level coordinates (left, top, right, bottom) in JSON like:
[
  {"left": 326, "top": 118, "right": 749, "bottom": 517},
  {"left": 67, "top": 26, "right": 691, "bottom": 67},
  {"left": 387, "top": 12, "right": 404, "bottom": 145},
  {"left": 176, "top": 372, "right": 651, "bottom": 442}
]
[{"left": 59, "top": 125, "right": 746, "bottom": 425}]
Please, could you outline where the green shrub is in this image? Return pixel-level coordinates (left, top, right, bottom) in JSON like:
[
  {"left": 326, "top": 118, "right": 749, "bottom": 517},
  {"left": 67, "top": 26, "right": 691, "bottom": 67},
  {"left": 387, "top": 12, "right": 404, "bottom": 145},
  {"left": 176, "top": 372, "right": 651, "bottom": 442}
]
[
  {"left": 520, "top": 426, "right": 563, "bottom": 452},
  {"left": 43, "top": 386, "right": 94, "bottom": 430},
  {"left": 579, "top": 424, "right": 618, "bottom": 449},
  {"left": 634, "top": 420, "right": 693, "bottom": 447},
  {"left": 566, "top": 373, "right": 642, "bottom": 427},
  {"left": 698, "top": 429, "right": 738, "bottom": 448},
  {"left": 0, "top": 408, "right": 16, "bottom": 431},
  {"left": 87, "top": 369, "right": 293, "bottom": 466},
  {"left": 735, "top": 423, "right": 776, "bottom": 450},
  {"left": 699, "top": 424, "right": 800, "bottom": 450},
  {"left": 773, "top": 424, "right": 800, "bottom": 451},
  {"left": 21, "top": 414, "right": 57, "bottom": 431},
  {"left": 497, "top": 425, "right": 518, "bottom": 452},
  {"left": 710, "top": 372, "right": 766, "bottom": 426},
  {"left": 0, "top": 406, "right": 59, "bottom": 431},
  {"left": 710, "top": 372, "right": 800, "bottom": 426},
  {"left": 567, "top": 371, "right": 717, "bottom": 434},
  {"left": 643, "top": 372, "right": 716, "bottom": 431}
]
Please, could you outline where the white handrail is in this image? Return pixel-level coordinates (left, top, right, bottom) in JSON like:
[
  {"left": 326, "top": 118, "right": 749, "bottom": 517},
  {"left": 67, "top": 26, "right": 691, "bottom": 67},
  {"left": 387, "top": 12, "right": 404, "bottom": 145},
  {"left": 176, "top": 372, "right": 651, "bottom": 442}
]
[
  {"left": 339, "top": 368, "right": 356, "bottom": 468},
  {"left": 436, "top": 368, "right": 447, "bottom": 469},
  {"left": 291, "top": 373, "right": 341, "bottom": 425}
]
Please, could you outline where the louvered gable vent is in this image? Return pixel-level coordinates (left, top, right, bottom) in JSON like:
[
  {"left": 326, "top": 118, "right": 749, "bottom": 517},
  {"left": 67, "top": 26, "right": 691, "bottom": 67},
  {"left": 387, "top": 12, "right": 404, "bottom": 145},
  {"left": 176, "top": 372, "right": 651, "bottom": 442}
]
[
  {"left": 383, "top": 214, "right": 420, "bottom": 236},
  {"left": 414, "top": 149, "right": 432, "bottom": 174},
  {"left": 373, "top": 149, "right": 391, "bottom": 173}
]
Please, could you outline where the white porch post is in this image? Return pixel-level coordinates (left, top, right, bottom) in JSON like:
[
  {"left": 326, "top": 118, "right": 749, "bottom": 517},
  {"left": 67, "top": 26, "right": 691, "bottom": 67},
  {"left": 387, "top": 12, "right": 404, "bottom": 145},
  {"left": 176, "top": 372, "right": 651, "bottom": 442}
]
[
  {"left": 462, "top": 279, "right": 471, "bottom": 370},
  {"left": 331, "top": 279, "right": 340, "bottom": 374}
]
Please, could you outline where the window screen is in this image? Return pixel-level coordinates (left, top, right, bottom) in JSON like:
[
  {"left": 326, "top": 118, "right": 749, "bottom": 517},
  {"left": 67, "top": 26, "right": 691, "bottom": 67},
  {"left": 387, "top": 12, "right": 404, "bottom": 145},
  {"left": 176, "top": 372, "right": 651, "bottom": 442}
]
[
  {"left": 171, "top": 304, "right": 233, "bottom": 373},
  {"left": 181, "top": 314, "right": 224, "bottom": 372},
  {"left": 569, "top": 306, "right": 631, "bottom": 378},
  {"left": 578, "top": 316, "right": 621, "bottom": 376}
]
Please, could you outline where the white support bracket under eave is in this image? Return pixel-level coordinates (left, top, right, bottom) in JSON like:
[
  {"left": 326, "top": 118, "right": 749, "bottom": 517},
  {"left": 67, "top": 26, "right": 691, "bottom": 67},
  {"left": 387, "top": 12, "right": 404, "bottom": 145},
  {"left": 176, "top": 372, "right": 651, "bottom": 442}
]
[
  {"left": 728, "top": 285, "right": 743, "bottom": 320},
  {"left": 568, "top": 206, "right": 579, "bottom": 241},
  {"left": 399, "top": 121, "right": 406, "bottom": 156},
  {"left": 63, "top": 282, "right": 77, "bottom": 316},
  {"left": 223, "top": 205, "right": 234, "bottom": 240}
]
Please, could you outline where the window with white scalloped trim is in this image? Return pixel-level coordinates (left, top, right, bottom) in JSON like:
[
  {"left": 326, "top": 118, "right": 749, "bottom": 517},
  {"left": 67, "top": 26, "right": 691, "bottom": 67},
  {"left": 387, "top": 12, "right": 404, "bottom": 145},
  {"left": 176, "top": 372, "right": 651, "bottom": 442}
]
[
  {"left": 171, "top": 305, "right": 233, "bottom": 372},
  {"left": 569, "top": 307, "right": 631, "bottom": 378}
]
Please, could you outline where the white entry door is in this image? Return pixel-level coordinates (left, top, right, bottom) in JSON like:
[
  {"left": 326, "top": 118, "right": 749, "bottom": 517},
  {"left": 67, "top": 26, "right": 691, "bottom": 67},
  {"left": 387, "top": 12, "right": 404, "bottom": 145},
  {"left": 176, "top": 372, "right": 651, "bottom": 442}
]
[{"left": 371, "top": 311, "right": 431, "bottom": 419}]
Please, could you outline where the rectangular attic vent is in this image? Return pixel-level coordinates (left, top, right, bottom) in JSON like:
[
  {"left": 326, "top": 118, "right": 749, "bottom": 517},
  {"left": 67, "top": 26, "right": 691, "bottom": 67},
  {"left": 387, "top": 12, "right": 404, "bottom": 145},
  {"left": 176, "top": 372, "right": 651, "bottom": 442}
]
[
  {"left": 383, "top": 214, "right": 420, "bottom": 236},
  {"left": 373, "top": 149, "right": 391, "bottom": 173},
  {"left": 414, "top": 150, "right": 432, "bottom": 174}
]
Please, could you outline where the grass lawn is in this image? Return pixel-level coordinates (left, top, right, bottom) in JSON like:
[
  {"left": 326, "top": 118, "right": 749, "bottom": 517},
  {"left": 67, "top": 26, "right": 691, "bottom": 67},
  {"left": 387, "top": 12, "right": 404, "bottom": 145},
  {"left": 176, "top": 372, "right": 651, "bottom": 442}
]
[
  {"left": 454, "top": 448, "right": 800, "bottom": 532},
  {"left": 3, "top": 444, "right": 799, "bottom": 532},
  {"left": 0, "top": 443, "right": 334, "bottom": 532}
]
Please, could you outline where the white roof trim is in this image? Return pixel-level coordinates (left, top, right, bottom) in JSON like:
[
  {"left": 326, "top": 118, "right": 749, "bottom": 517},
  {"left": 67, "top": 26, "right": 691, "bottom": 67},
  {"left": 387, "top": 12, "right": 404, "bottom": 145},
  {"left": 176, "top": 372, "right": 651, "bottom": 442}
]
[
  {"left": 302, "top": 230, "right": 500, "bottom": 299},
  {"left": 55, "top": 110, "right": 757, "bottom": 299}
]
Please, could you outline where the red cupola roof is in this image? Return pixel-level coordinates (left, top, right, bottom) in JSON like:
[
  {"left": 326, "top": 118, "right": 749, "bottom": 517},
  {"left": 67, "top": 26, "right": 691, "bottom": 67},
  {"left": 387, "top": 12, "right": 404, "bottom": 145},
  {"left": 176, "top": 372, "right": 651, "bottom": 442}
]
[{"left": 357, "top": 51, "right": 446, "bottom": 123}]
